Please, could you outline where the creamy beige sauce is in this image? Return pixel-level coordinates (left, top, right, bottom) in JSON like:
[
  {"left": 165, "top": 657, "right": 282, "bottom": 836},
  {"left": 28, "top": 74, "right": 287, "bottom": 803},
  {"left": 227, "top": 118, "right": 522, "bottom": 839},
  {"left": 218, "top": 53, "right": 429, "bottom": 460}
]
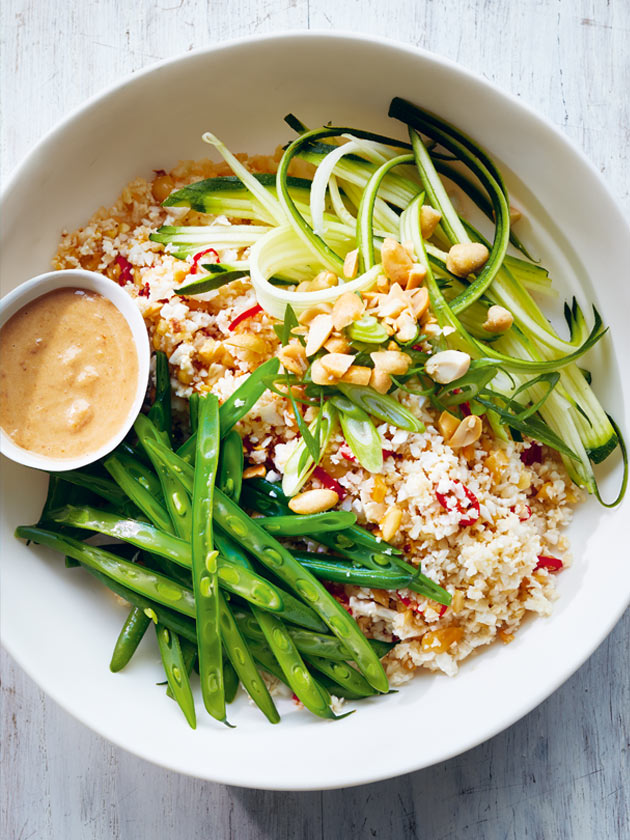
[{"left": 0, "top": 287, "right": 138, "bottom": 459}]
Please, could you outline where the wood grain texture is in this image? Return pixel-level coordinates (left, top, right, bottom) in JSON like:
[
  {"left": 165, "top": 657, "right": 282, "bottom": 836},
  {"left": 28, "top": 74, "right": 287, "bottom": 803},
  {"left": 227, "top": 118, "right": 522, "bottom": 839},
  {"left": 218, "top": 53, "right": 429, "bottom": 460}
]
[{"left": 1, "top": 1, "right": 628, "bottom": 838}]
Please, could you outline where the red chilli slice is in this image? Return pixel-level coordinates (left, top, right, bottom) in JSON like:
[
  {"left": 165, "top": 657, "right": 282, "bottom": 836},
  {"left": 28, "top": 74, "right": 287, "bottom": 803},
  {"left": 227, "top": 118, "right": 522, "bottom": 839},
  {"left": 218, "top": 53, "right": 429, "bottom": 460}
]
[
  {"left": 398, "top": 593, "right": 447, "bottom": 618},
  {"left": 535, "top": 555, "right": 563, "bottom": 572},
  {"left": 114, "top": 255, "right": 134, "bottom": 285},
  {"left": 228, "top": 304, "right": 263, "bottom": 331},
  {"left": 340, "top": 444, "right": 356, "bottom": 462},
  {"left": 436, "top": 482, "right": 480, "bottom": 527},
  {"left": 312, "top": 466, "right": 345, "bottom": 500},
  {"left": 189, "top": 247, "right": 219, "bottom": 275}
]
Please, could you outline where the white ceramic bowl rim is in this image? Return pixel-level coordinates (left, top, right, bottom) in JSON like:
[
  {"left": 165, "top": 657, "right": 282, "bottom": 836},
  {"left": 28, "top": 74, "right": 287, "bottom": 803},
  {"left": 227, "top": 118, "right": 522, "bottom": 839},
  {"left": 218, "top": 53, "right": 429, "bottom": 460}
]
[
  {"left": 0, "top": 269, "right": 150, "bottom": 471},
  {"left": 1, "top": 31, "right": 628, "bottom": 791}
]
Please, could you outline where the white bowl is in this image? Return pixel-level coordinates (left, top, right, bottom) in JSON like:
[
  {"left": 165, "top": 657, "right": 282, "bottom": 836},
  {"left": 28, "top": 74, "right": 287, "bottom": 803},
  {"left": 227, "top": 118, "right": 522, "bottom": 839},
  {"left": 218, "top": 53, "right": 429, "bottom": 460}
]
[
  {"left": 1, "top": 32, "right": 628, "bottom": 790},
  {"left": 0, "top": 269, "right": 150, "bottom": 471}
]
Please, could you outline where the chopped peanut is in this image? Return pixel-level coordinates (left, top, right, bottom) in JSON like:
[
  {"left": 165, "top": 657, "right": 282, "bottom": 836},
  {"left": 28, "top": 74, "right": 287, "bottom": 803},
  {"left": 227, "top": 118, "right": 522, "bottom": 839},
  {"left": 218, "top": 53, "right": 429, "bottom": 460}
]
[
  {"left": 381, "top": 238, "right": 414, "bottom": 284},
  {"left": 438, "top": 410, "right": 460, "bottom": 441},
  {"left": 277, "top": 341, "right": 308, "bottom": 375},
  {"left": 409, "top": 286, "right": 430, "bottom": 319},
  {"left": 341, "top": 365, "right": 372, "bottom": 386},
  {"left": 485, "top": 449, "right": 510, "bottom": 480},
  {"left": 298, "top": 303, "right": 332, "bottom": 325},
  {"left": 370, "top": 349, "right": 412, "bottom": 375},
  {"left": 331, "top": 291, "right": 364, "bottom": 330},
  {"left": 372, "top": 475, "right": 387, "bottom": 503},
  {"left": 421, "top": 626, "right": 464, "bottom": 653},
  {"left": 446, "top": 242, "right": 489, "bottom": 277},
  {"left": 243, "top": 465, "right": 266, "bottom": 479},
  {"left": 224, "top": 334, "right": 267, "bottom": 355},
  {"left": 509, "top": 205, "right": 522, "bottom": 225},
  {"left": 380, "top": 506, "right": 402, "bottom": 542},
  {"left": 324, "top": 334, "right": 351, "bottom": 354},
  {"left": 394, "top": 311, "right": 418, "bottom": 343},
  {"left": 152, "top": 174, "right": 175, "bottom": 203},
  {"left": 420, "top": 205, "right": 442, "bottom": 239},
  {"left": 310, "top": 270, "right": 338, "bottom": 290},
  {"left": 310, "top": 358, "right": 337, "bottom": 385},
  {"left": 406, "top": 263, "right": 427, "bottom": 290},
  {"left": 536, "top": 481, "right": 555, "bottom": 502},
  {"left": 448, "top": 415, "right": 483, "bottom": 449},
  {"left": 518, "top": 470, "right": 532, "bottom": 491},
  {"left": 320, "top": 352, "right": 355, "bottom": 378},
  {"left": 289, "top": 488, "right": 339, "bottom": 514},
  {"left": 483, "top": 305, "right": 513, "bottom": 334},
  {"left": 425, "top": 350, "right": 471, "bottom": 384},
  {"left": 343, "top": 249, "right": 359, "bottom": 279},
  {"left": 450, "top": 590, "right": 465, "bottom": 613},
  {"left": 305, "top": 314, "right": 334, "bottom": 357},
  {"left": 369, "top": 368, "right": 392, "bottom": 394}
]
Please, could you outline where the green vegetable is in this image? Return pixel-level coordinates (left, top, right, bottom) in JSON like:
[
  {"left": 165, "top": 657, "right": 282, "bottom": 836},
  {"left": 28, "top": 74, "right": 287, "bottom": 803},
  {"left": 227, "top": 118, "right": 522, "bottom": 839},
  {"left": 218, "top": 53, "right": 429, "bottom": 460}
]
[
  {"left": 147, "top": 351, "right": 172, "bottom": 442},
  {"left": 155, "top": 622, "right": 196, "bottom": 728},
  {"left": 104, "top": 452, "right": 172, "bottom": 533},
  {"left": 329, "top": 393, "right": 383, "bottom": 473},
  {"left": 256, "top": 510, "right": 357, "bottom": 537},
  {"left": 109, "top": 606, "right": 151, "bottom": 672},
  {"left": 219, "top": 593, "right": 279, "bottom": 723},
  {"left": 217, "top": 429, "right": 244, "bottom": 502},
  {"left": 191, "top": 394, "right": 226, "bottom": 723},
  {"left": 213, "top": 488, "right": 389, "bottom": 693},
  {"left": 292, "top": 552, "right": 413, "bottom": 589},
  {"left": 253, "top": 608, "right": 337, "bottom": 719},
  {"left": 336, "top": 383, "right": 424, "bottom": 433}
]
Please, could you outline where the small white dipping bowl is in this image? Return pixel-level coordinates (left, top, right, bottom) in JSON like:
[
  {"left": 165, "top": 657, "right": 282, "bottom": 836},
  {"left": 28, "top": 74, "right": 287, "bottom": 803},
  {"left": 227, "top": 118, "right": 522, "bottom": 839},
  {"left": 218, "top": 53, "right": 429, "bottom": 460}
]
[{"left": 0, "top": 268, "right": 150, "bottom": 471}]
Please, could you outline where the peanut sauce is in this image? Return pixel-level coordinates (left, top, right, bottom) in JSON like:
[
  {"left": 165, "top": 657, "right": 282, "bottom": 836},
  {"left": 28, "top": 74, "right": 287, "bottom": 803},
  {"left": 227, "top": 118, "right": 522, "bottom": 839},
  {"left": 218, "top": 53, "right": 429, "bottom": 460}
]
[{"left": 0, "top": 287, "right": 138, "bottom": 459}]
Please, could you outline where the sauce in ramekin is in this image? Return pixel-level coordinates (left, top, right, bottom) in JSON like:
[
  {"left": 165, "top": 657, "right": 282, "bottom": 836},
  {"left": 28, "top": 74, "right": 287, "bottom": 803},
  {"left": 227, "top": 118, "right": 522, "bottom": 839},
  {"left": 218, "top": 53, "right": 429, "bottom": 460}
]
[{"left": 0, "top": 287, "right": 138, "bottom": 459}]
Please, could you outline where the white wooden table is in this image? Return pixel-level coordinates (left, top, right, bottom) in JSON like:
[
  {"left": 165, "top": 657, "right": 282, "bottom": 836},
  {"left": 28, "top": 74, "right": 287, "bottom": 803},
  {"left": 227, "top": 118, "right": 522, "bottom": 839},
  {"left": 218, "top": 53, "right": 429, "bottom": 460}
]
[{"left": 2, "top": 2, "right": 628, "bottom": 837}]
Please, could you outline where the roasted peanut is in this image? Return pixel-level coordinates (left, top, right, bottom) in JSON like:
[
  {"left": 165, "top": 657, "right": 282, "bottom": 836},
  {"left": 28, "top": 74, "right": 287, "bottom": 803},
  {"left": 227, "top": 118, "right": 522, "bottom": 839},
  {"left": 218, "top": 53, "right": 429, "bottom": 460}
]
[
  {"left": 448, "top": 415, "right": 483, "bottom": 449},
  {"left": 446, "top": 242, "right": 489, "bottom": 277},
  {"left": 425, "top": 350, "right": 471, "bottom": 384},
  {"left": 289, "top": 488, "right": 339, "bottom": 514},
  {"left": 483, "top": 305, "right": 513, "bottom": 333},
  {"left": 331, "top": 291, "right": 364, "bottom": 330}
]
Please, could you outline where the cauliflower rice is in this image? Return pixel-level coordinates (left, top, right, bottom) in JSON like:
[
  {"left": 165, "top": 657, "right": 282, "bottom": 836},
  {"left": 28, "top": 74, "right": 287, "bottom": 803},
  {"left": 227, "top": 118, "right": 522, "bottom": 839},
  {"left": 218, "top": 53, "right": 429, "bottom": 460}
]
[{"left": 53, "top": 153, "right": 581, "bottom": 685}]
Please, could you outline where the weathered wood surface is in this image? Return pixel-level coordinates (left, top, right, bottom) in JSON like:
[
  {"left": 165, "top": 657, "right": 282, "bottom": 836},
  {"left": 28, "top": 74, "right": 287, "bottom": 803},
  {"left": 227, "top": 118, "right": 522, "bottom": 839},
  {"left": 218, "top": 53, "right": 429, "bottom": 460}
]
[{"left": 1, "top": 1, "right": 628, "bottom": 837}]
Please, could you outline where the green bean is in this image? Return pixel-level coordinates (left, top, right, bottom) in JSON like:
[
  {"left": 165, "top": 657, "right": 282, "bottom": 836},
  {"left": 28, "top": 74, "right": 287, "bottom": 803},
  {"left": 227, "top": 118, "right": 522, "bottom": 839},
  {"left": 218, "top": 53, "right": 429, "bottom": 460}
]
[
  {"left": 246, "top": 638, "right": 290, "bottom": 685},
  {"left": 16, "top": 526, "right": 197, "bottom": 617},
  {"left": 232, "top": 608, "right": 391, "bottom": 662},
  {"left": 292, "top": 553, "right": 413, "bottom": 589},
  {"left": 224, "top": 657, "right": 239, "bottom": 704},
  {"left": 217, "top": 429, "right": 244, "bottom": 502},
  {"left": 253, "top": 608, "right": 335, "bottom": 719},
  {"left": 303, "top": 655, "right": 376, "bottom": 698},
  {"left": 176, "top": 433, "right": 196, "bottom": 465},
  {"left": 147, "top": 351, "right": 172, "bottom": 441},
  {"left": 167, "top": 637, "right": 197, "bottom": 701},
  {"left": 189, "top": 392, "right": 200, "bottom": 434},
  {"left": 49, "top": 470, "right": 130, "bottom": 510},
  {"left": 143, "top": 437, "right": 193, "bottom": 540},
  {"left": 104, "top": 452, "right": 172, "bottom": 534},
  {"left": 51, "top": 505, "right": 327, "bottom": 626},
  {"left": 83, "top": 565, "right": 199, "bottom": 643},
  {"left": 213, "top": 487, "right": 389, "bottom": 692},
  {"left": 155, "top": 622, "right": 196, "bottom": 728},
  {"left": 309, "top": 672, "right": 363, "bottom": 701},
  {"left": 191, "top": 394, "right": 226, "bottom": 723},
  {"left": 256, "top": 511, "right": 357, "bottom": 537},
  {"left": 176, "top": 357, "right": 281, "bottom": 465},
  {"left": 109, "top": 606, "right": 151, "bottom": 672},
  {"left": 50, "top": 506, "right": 191, "bottom": 567},
  {"left": 219, "top": 593, "right": 279, "bottom": 723},
  {"left": 214, "top": 529, "right": 328, "bottom": 633}
]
